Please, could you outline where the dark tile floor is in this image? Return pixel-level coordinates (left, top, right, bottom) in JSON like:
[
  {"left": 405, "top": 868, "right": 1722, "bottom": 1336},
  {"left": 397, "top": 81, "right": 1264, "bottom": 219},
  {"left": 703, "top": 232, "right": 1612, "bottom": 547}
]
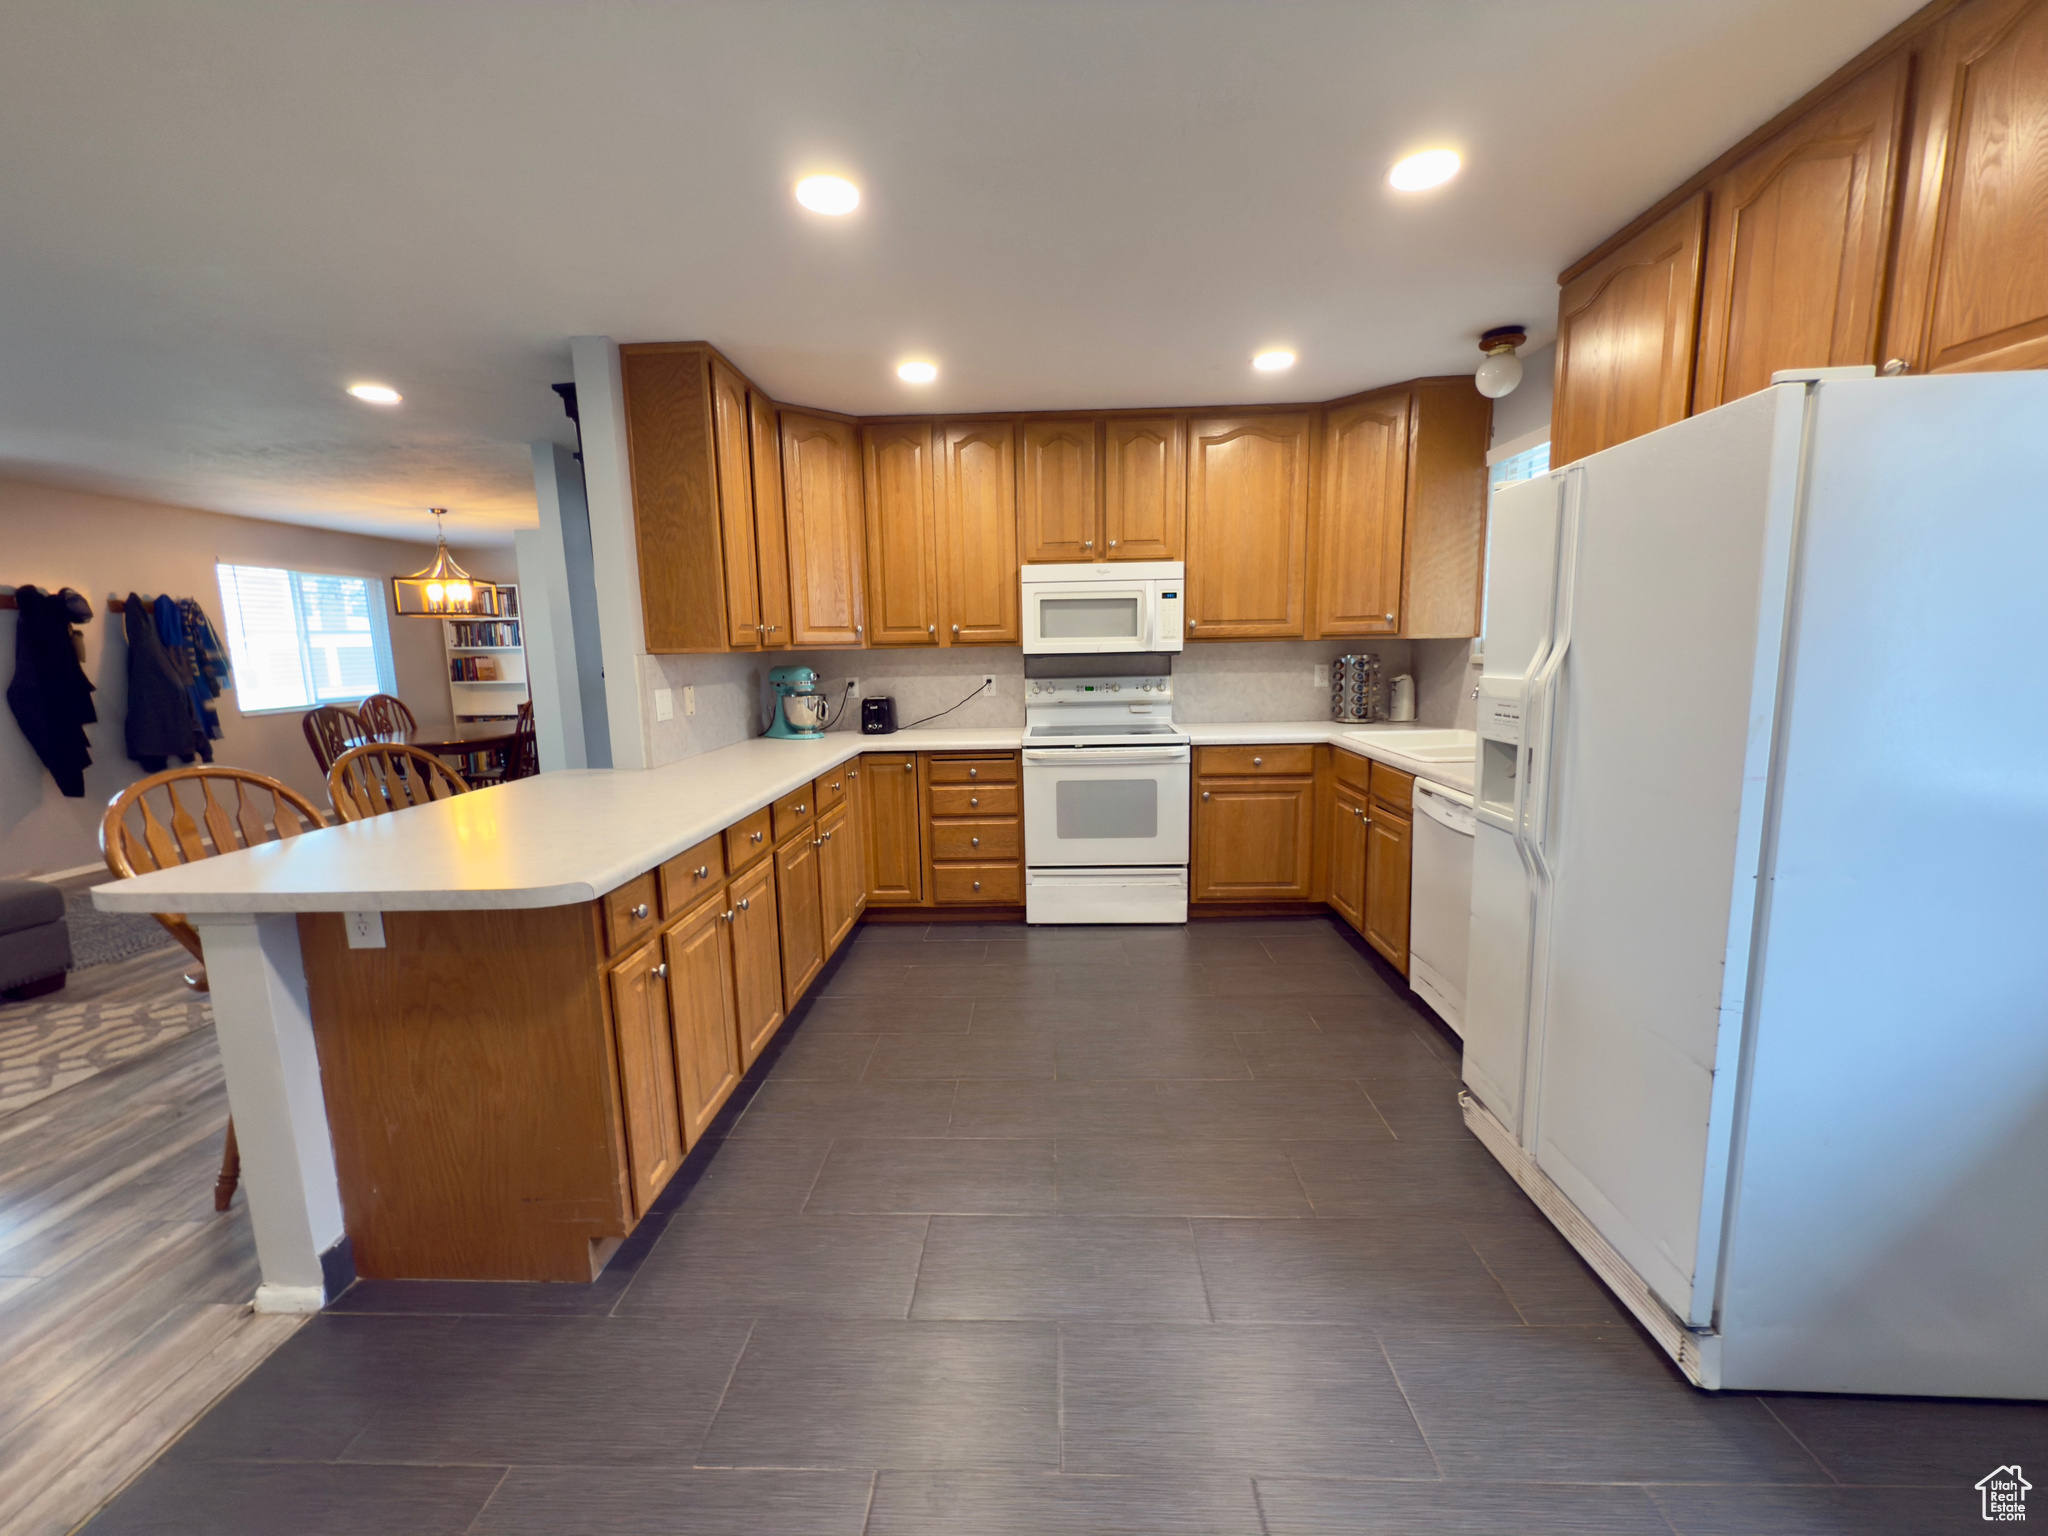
[{"left": 86, "top": 917, "right": 2048, "bottom": 1534}]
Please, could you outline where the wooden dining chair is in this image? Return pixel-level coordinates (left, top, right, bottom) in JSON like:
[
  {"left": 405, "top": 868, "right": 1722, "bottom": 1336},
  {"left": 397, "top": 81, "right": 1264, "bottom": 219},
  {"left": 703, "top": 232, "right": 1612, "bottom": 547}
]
[
  {"left": 356, "top": 694, "right": 417, "bottom": 744},
  {"left": 101, "top": 766, "right": 328, "bottom": 1212},
  {"left": 506, "top": 702, "right": 540, "bottom": 781},
  {"left": 328, "top": 743, "right": 469, "bottom": 822},
  {"left": 302, "top": 705, "right": 368, "bottom": 775}
]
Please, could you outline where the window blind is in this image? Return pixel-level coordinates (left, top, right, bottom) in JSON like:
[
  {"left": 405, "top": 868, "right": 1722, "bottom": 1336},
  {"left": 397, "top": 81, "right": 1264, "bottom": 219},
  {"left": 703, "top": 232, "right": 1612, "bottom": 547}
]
[{"left": 215, "top": 564, "right": 395, "bottom": 713}]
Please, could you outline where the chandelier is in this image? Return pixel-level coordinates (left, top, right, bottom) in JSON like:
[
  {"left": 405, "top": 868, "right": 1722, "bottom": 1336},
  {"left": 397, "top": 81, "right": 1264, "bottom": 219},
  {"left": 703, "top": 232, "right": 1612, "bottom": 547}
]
[{"left": 390, "top": 509, "right": 499, "bottom": 617}]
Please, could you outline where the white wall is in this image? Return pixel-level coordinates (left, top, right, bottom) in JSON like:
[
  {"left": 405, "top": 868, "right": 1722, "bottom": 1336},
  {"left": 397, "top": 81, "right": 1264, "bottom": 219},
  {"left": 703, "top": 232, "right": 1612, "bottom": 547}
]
[{"left": 0, "top": 476, "right": 502, "bottom": 877}]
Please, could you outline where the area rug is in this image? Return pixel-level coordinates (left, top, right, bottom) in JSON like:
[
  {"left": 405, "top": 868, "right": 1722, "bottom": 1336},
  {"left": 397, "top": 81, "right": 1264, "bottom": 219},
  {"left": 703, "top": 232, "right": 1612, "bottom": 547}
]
[
  {"left": 0, "top": 951, "right": 210, "bottom": 1117},
  {"left": 64, "top": 889, "right": 178, "bottom": 969}
]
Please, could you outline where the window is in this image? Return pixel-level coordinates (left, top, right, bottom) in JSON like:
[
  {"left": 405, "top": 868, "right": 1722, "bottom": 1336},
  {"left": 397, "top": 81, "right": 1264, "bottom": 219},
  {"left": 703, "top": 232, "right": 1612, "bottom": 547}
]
[
  {"left": 214, "top": 564, "right": 396, "bottom": 713},
  {"left": 1489, "top": 440, "right": 1551, "bottom": 490}
]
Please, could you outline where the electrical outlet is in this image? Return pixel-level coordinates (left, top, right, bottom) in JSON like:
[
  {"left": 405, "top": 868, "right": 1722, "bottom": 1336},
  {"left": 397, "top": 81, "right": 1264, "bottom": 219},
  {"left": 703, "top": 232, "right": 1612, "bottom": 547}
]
[
  {"left": 345, "top": 910, "right": 386, "bottom": 950},
  {"left": 653, "top": 688, "right": 673, "bottom": 721},
  {"left": 1314, "top": 663, "right": 1330, "bottom": 688},
  {"left": 981, "top": 675, "right": 995, "bottom": 693},
  {"left": 847, "top": 677, "right": 861, "bottom": 699},
  {"left": 684, "top": 686, "right": 696, "bottom": 716}
]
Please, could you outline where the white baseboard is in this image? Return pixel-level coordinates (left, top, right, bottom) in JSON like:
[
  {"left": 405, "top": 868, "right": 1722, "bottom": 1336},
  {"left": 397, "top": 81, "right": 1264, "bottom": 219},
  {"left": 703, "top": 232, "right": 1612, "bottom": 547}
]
[
  {"left": 1461, "top": 1091, "right": 1716, "bottom": 1387},
  {"left": 251, "top": 1284, "right": 326, "bottom": 1315},
  {"left": 26, "top": 862, "right": 108, "bottom": 884}
]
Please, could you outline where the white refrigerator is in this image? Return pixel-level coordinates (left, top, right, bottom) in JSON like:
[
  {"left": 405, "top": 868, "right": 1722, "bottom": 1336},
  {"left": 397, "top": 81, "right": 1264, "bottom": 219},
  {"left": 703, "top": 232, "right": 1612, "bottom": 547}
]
[{"left": 1460, "top": 371, "right": 2048, "bottom": 1398}]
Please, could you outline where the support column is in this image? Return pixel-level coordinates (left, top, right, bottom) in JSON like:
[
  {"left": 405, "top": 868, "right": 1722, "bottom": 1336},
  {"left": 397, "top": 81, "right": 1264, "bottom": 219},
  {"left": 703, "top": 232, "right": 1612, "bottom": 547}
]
[
  {"left": 570, "top": 335, "right": 651, "bottom": 771},
  {"left": 193, "top": 913, "right": 348, "bottom": 1313}
]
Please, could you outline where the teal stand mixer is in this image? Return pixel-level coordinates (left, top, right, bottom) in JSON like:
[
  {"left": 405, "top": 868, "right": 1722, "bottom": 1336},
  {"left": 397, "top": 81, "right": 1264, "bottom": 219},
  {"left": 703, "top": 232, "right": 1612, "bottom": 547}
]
[{"left": 767, "top": 665, "right": 833, "bottom": 739}]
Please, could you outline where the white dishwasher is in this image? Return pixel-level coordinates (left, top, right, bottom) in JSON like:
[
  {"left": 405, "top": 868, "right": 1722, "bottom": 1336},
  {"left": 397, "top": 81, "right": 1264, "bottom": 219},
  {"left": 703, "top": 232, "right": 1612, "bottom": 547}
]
[{"left": 1409, "top": 779, "right": 1476, "bottom": 1036}]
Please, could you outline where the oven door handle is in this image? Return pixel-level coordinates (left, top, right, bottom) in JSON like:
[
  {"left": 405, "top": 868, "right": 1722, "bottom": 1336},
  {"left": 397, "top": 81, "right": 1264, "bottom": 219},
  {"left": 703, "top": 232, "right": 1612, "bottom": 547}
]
[{"left": 1023, "top": 747, "right": 1192, "bottom": 766}]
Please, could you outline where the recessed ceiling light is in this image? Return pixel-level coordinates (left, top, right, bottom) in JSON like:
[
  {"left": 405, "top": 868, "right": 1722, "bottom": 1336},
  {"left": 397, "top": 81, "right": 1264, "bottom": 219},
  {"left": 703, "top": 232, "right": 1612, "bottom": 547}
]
[
  {"left": 1388, "top": 149, "right": 1461, "bottom": 191},
  {"left": 897, "top": 360, "right": 938, "bottom": 384},
  {"left": 347, "top": 382, "right": 402, "bottom": 405},
  {"left": 1252, "top": 350, "right": 1296, "bottom": 372},
  {"left": 795, "top": 175, "right": 861, "bottom": 215}
]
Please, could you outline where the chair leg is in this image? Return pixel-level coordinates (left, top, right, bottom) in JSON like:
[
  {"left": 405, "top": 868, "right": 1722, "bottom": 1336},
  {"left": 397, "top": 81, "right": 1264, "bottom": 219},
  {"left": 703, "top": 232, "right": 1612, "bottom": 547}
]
[{"left": 214, "top": 1118, "right": 241, "bottom": 1212}]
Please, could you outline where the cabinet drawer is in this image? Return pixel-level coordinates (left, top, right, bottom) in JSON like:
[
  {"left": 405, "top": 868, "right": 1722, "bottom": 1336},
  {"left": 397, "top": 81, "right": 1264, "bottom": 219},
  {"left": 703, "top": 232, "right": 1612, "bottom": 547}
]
[
  {"left": 812, "top": 766, "right": 851, "bottom": 811},
  {"left": 659, "top": 835, "right": 726, "bottom": 915},
  {"left": 1370, "top": 760, "right": 1414, "bottom": 812},
  {"left": 930, "top": 783, "right": 1020, "bottom": 818},
  {"left": 932, "top": 863, "right": 1024, "bottom": 904},
  {"left": 603, "top": 870, "right": 661, "bottom": 955},
  {"left": 772, "top": 786, "right": 816, "bottom": 842},
  {"left": 725, "top": 806, "right": 773, "bottom": 872},
  {"left": 1197, "top": 744, "right": 1314, "bottom": 777},
  {"left": 1331, "top": 747, "right": 1371, "bottom": 793},
  {"left": 930, "top": 818, "right": 1020, "bottom": 862},
  {"left": 927, "top": 754, "right": 1019, "bottom": 786}
]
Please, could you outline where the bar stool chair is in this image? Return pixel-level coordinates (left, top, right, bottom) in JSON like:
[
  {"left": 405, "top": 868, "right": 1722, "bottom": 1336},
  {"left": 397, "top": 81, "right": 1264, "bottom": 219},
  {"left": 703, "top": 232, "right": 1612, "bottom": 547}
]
[
  {"left": 328, "top": 743, "right": 469, "bottom": 822},
  {"left": 302, "top": 705, "right": 367, "bottom": 775},
  {"left": 356, "top": 694, "right": 417, "bottom": 744}
]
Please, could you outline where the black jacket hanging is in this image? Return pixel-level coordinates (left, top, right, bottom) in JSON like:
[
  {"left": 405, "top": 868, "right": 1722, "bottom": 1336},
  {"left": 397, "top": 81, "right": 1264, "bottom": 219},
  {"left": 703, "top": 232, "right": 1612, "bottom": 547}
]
[
  {"left": 5, "top": 585, "right": 98, "bottom": 797},
  {"left": 124, "top": 593, "right": 203, "bottom": 771}
]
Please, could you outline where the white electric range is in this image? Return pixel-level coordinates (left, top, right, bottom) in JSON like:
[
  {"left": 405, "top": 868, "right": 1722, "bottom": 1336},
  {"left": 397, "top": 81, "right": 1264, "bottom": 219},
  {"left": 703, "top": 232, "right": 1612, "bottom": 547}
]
[{"left": 1021, "top": 674, "right": 1190, "bottom": 924}]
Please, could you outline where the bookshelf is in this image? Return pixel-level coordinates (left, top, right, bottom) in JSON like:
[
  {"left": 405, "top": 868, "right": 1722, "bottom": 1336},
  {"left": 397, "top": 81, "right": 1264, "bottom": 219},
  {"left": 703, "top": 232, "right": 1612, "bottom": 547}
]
[{"left": 442, "top": 584, "right": 529, "bottom": 725}]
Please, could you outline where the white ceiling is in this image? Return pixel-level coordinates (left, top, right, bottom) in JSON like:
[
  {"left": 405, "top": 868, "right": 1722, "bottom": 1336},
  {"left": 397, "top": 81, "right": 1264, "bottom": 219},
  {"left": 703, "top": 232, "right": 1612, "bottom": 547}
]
[{"left": 0, "top": 0, "right": 1921, "bottom": 544}]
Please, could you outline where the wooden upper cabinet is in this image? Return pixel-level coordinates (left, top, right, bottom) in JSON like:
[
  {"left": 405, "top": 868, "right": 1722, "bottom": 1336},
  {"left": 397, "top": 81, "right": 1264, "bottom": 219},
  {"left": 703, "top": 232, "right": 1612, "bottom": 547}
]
[
  {"left": 863, "top": 422, "right": 940, "bottom": 646},
  {"left": 1313, "top": 391, "right": 1409, "bottom": 637},
  {"left": 709, "top": 360, "right": 762, "bottom": 649},
  {"left": 1553, "top": 194, "right": 1708, "bottom": 465},
  {"left": 1018, "top": 418, "right": 1099, "bottom": 562},
  {"left": 1103, "top": 416, "right": 1186, "bottom": 561},
  {"left": 1400, "top": 381, "right": 1492, "bottom": 639},
  {"left": 748, "top": 391, "right": 792, "bottom": 650},
  {"left": 937, "top": 421, "right": 1019, "bottom": 644},
  {"left": 780, "top": 411, "right": 867, "bottom": 647},
  {"left": 619, "top": 344, "right": 729, "bottom": 653},
  {"left": 1185, "top": 414, "right": 1311, "bottom": 638},
  {"left": 1887, "top": 0, "right": 2048, "bottom": 374},
  {"left": 1695, "top": 56, "right": 1911, "bottom": 410}
]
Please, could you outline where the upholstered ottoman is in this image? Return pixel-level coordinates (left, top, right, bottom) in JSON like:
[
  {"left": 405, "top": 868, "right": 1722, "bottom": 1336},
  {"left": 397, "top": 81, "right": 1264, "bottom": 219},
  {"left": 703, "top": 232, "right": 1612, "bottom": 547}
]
[{"left": 0, "top": 880, "right": 71, "bottom": 1000}]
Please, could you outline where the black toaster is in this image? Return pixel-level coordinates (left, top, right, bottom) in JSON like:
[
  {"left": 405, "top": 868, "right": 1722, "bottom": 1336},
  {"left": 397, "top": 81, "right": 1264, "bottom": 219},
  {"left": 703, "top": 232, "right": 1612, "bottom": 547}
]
[{"left": 861, "top": 697, "right": 897, "bottom": 734}]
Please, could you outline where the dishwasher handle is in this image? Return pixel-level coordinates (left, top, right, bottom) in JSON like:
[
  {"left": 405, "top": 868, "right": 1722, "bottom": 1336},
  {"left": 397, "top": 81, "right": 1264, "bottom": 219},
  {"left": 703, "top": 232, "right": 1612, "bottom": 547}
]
[{"left": 1414, "top": 784, "right": 1477, "bottom": 837}]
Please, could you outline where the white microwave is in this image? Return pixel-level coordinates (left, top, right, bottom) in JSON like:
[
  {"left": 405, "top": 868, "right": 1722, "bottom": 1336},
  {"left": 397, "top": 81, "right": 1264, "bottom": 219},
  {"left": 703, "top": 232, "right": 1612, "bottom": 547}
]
[{"left": 1020, "top": 562, "right": 1185, "bottom": 654}]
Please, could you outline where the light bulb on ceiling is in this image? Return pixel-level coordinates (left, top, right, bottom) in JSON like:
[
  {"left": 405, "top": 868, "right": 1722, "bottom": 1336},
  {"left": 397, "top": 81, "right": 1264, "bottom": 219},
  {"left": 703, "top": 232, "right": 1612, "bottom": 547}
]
[
  {"left": 1253, "top": 349, "right": 1296, "bottom": 372},
  {"left": 1388, "top": 149, "right": 1461, "bottom": 191},
  {"left": 1475, "top": 326, "right": 1527, "bottom": 399},
  {"left": 795, "top": 175, "right": 861, "bottom": 215},
  {"left": 348, "top": 382, "right": 402, "bottom": 405},
  {"left": 897, "top": 360, "right": 938, "bottom": 384}
]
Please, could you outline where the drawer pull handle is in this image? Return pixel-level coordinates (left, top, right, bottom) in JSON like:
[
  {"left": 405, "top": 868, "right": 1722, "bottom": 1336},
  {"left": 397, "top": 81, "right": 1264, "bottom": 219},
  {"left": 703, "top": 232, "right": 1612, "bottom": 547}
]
[
  {"left": 969, "top": 796, "right": 978, "bottom": 807},
  {"left": 1202, "top": 791, "right": 1211, "bottom": 802},
  {"left": 694, "top": 865, "right": 709, "bottom": 879},
  {"left": 972, "top": 880, "right": 981, "bottom": 893},
  {"left": 751, "top": 830, "right": 765, "bottom": 844},
  {"left": 831, "top": 781, "right": 841, "bottom": 790},
  {"left": 968, "top": 768, "right": 978, "bottom": 778},
  {"left": 970, "top": 836, "right": 980, "bottom": 848},
  {"left": 631, "top": 902, "right": 649, "bottom": 920},
  {"left": 794, "top": 802, "right": 807, "bottom": 813},
  {"left": 1252, "top": 756, "right": 1262, "bottom": 767},
  {"left": 652, "top": 962, "right": 668, "bottom": 979}
]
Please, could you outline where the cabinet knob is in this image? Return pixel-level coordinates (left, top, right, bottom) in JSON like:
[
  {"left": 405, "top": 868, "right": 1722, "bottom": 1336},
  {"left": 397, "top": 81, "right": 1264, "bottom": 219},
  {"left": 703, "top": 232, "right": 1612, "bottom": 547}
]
[
  {"left": 631, "top": 902, "right": 649, "bottom": 919},
  {"left": 766, "top": 624, "right": 780, "bottom": 633},
  {"left": 1252, "top": 756, "right": 1263, "bottom": 767},
  {"left": 1082, "top": 539, "right": 1093, "bottom": 548},
  {"left": 1188, "top": 618, "right": 1197, "bottom": 630},
  {"left": 972, "top": 880, "right": 981, "bottom": 893},
  {"left": 968, "top": 767, "right": 978, "bottom": 778},
  {"left": 1202, "top": 791, "right": 1211, "bottom": 802},
  {"left": 694, "top": 865, "right": 709, "bottom": 879},
  {"left": 812, "top": 837, "right": 823, "bottom": 847},
  {"left": 738, "top": 897, "right": 751, "bottom": 911},
  {"left": 830, "top": 781, "right": 841, "bottom": 790},
  {"left": 952, "top": 624, "right": 960, "bottom": 635},
  {"left": 652, "top": 962, "right": 668, "bottom": 979},
  {"left": 823, "top": 830, "right": 833, "bottom": 841},
  {"left": 756, "top": 624, "right": 768, "bottom": 633},
  {"left": 970, "top": 836, "right": 980, "bottom": 848},
  {"left": 1384, "top": 614, "right": 1395, "bottom": 622},
  {"left": 721, "top": 909, "right": 734, "bottom": 923},
  {"left": 1108, "top": 538, "right": 1118, "bottom": 548},
  {"left": 1881, "top": 358, "right": 1912, "bottom": 376},
  {"left": 969, "top": 796, "right": 978, "bottom": 808},
  {"left": 795, "top": 802, "right": 807, "bottom": 812},
  {"left": 905, "top": 762, "right": 914, "bottom": 772},
  {"left": 751, "top": 830, "right": 764, "bottom": 843}
]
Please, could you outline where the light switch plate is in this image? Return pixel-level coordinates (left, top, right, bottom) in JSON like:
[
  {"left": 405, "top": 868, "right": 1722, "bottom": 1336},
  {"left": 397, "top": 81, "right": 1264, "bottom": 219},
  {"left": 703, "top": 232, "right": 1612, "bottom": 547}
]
[
  {"left": 1314, "top": 664, "right": 1330, "bottom": 688},
  {"left": 345, "top": 911, "right": 386, "bottom": 949},
  {"left": 654, "top": 688, "right": 674, "bottom": 721}
]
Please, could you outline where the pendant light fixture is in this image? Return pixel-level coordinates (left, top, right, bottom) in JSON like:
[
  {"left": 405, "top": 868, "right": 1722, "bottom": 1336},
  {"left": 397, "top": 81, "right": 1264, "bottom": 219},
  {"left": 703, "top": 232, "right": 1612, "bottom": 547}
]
[{"left": 391, "top": 509, "right": 498, "bottom": 617}]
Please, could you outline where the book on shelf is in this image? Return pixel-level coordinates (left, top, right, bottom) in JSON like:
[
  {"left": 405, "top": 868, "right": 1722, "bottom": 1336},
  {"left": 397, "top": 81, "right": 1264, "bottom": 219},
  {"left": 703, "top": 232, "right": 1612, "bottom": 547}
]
[{"left": 448, "top": 619, "right": 521, "bottom": 648}]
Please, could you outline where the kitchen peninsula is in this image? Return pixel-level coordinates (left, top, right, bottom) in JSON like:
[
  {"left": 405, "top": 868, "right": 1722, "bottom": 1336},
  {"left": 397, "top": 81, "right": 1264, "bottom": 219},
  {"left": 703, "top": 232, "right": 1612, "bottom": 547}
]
[{"left": 94, "top": 721, "right": 1466, "bottom": 1304}]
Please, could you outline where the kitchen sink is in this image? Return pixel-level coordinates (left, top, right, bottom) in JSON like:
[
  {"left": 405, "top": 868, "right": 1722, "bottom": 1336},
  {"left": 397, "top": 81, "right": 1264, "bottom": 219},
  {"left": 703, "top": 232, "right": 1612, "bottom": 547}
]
[{"left": 1342, "top": 727, "right": 1476, "bottom": 762}]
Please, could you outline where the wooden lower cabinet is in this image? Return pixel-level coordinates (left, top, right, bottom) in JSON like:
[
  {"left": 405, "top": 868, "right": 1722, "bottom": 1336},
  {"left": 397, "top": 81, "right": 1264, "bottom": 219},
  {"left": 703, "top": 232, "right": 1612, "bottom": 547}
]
[
  {"left": 729, "top": 857, "right": 785, "bottom": 1068},
  {"left": 1363, "top": 802, "right": 1413, "bottom": 973},
  {"left": 662, "top": 895, "right": 741, "bottom": 1147},
  {"left": 776, "top": 831, "right": 827, "bottom": 1008},
  {"left": 863, "top": 752, "right": 925, "bottom": 904},
  {"left": 1328, "top": 784, "right": 1370, "bottom": 932},
  {"left": 818, "top": 799, "right": 861, "bottom": 953},
  {"left": 1192, "top": 776, "right": 1316, "bottom": 901},
  {"left": 926, "top": 753, "right": 1023, "bottom": 905},
  {"left": 607, "top": 939, "right": 685, "bottom": 1218}
]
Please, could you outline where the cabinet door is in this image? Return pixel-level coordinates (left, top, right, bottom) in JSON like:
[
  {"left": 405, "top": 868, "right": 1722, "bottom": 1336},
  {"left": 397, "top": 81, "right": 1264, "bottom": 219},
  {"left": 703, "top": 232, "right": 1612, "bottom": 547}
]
[
  {"left": 1363, "top": 806, "right": 1413, "bottom": 974},
  {"left": 938, "top": 420, "right": 1019, "bottom": 644},
  {"left": 1886, "top": 0, "right": 2048, "bottom": 374},
  {"left": 1553, "top": 194, "right": 1707, "bottom": 466},
  {"left": 710, "top": 359, "right": 762, "bottom": 649},
  {"left": 863, "top": 422, "right": 940, "bottom": 646},
  {"left": 606, "top": 941, "right": 684, "bottom": 1216},
  {"left": 776, "top": 832, "right": 827, "bottom": 1009},
  {"left": 729, "top": 857, "right": 785, "bottom": 1068},
  {"left": 663, "top": 898, "right": 740, "bottom": 1148},
  {"left": 1192, "top": 778, "right": 1315, "bottom": 900},
  {"left": 1186, "top": 415, "right": 1311, "bottom": 638},
  {"left": 1018, "top": 418, "right": 1099, "bottom": 562},
  {"left": 620, "top": 345, "right": 726, "bottom": 653},
  {"left": 1328, "top": 786, "right": 1370, "bottom": 933},
  {"left": 749, "top": 391, "right": 793, "bottom": 649},
  {"left": 817, "top": 801, "right": 859, "bottom": 955},
  {"left": 1313, "top": 392, "right": 1409, "bottom": 637},
  {"left": 1695, "top": 56, "right": 1911, "bottom": 410},
  {"left": 780, "top": 411, "right": 867, "bottom": 647},
  {"left": 863, "top": 753, "right": 925, "bottom": 905},
  {"left": 1103, "top": 416, "right": 1186, "bottom": 560}
]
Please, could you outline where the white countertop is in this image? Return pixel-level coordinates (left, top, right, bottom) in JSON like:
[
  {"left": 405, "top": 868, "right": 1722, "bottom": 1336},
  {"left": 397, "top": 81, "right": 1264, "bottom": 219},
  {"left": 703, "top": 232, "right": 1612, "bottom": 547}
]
[{"left": 94, "top": 721, "right": 1469, "bottom": 915}]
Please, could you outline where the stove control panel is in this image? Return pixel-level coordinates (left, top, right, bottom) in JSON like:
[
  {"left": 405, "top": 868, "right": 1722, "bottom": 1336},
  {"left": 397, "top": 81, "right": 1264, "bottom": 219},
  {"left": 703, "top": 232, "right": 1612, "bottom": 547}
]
[{"left": 1026, "top": 676, "right": 1172, "bottom": 701}]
